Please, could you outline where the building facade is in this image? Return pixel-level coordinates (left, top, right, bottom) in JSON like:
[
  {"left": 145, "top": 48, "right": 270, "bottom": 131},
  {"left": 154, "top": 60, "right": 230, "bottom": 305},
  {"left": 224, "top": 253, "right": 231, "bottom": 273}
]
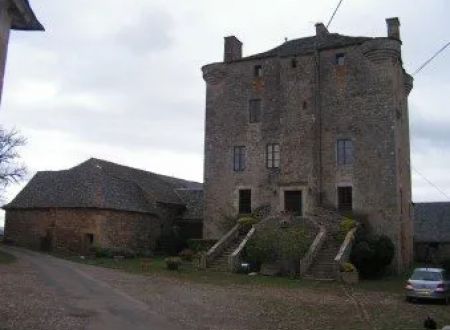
[{"left": 202, "top": 18, "right": 413, "bottom": 271}]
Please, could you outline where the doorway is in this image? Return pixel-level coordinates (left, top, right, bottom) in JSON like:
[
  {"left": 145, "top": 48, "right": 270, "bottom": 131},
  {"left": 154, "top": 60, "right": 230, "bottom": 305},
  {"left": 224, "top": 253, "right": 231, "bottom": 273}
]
[
  {"left": 284, "top": 190, "right": 302, "bottom": 215},
  {"left": 337, "top": 186, "right": 352, "bottom": 211}
]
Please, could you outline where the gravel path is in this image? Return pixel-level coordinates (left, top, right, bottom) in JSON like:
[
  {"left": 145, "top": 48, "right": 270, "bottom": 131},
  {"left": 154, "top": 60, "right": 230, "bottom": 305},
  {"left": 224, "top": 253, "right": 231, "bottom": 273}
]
[
  {"left": 1, "top": 247, "right": 448, "bottom": 330},
  {"left": 0, "top": 250, "right": 88, "bottom": 330}
]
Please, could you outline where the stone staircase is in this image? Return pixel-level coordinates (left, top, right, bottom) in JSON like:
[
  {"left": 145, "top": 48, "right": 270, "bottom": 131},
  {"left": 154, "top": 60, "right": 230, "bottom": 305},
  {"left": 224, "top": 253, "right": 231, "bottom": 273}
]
[
  {"left": 207, "top": 233, "right": 246, "bottom": 272},
  {"left": 304, "top": 207, "right": 346, "bottom": 280},
  {"left": 304, "top": 237, "right": 340, "bottom": 280}
]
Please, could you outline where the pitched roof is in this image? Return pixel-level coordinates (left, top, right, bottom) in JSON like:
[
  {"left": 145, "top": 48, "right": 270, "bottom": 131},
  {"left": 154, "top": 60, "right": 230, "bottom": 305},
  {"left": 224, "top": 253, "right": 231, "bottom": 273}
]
[
  {"left": 240, "top": 33, "right": 371, "bottom": 61},
  {"left": 4, "top": 158, "right": 203, "bottom": 215},
  {"left": 414, "top": 202, "right": 450, "bottom": 243},
  {"left": 10, "top": 0, "right": 44, "bottom": 31}
]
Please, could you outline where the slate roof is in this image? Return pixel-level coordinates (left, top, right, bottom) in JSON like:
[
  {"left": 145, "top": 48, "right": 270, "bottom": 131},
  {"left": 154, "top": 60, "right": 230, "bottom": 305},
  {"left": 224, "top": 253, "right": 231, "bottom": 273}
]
[
  {"left": 10, "top": 0, "right": 44, "bottom": 31},
  {"left": 240, "top": 33, "right": 371, "bottom": 61},
  {"left": 414, "top": 202, "right": 450, "bottom": 243},
  {"left": 4, "top": 158, "right": 203, "bottom": 216}
]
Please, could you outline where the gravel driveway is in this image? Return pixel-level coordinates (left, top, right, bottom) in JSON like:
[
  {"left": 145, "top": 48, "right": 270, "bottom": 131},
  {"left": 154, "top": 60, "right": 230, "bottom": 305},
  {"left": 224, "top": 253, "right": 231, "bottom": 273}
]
[{"left": 1, "top": 246, "right": 449, "bottom": 330}]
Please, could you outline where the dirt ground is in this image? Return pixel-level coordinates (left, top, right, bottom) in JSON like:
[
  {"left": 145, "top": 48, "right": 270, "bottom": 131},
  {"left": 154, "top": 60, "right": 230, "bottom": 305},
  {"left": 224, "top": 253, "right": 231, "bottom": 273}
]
[{"left": 1, "top": 247, "right": 449, "bottom": 330}]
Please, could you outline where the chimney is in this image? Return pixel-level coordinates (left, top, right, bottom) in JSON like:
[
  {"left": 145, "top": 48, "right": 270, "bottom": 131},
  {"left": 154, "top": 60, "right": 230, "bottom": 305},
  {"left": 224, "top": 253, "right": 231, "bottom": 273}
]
[
  {"left": 386, "top": 17, "right": 400, "bottom": 40},
  {"left": 224, "top": 36, "right": 242, "bottom": 63},
  {"left": 315, "top": 23, "right": 329, "bottom": 38}
]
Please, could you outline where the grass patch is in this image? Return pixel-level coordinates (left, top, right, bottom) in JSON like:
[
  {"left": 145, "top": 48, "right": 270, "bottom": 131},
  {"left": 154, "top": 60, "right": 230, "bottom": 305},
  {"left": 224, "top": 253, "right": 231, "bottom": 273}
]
[{"left": 0, "top": 250, "right": 16, "bottom": 264}]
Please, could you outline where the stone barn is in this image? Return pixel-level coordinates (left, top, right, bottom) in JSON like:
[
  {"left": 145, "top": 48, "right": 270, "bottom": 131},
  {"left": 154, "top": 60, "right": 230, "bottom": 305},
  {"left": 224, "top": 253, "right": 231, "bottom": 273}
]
[
  {"left": 3, "top": 158, "right": 203, "bottom": 254},
  {"left": 414, "top": 202, "right": 450, "bottom": 263}
]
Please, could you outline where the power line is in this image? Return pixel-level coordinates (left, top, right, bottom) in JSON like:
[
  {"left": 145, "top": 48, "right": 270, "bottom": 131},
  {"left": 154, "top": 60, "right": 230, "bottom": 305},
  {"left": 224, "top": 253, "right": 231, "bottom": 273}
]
[
  {"left": 413, "top": 41, "right": 450, "bottom": 76},
  {"left": 412, "top": 167, "right": 450, "bottom": 201},
  {"left": 326, "top": 0, "right": 344, "bottom": 29}
]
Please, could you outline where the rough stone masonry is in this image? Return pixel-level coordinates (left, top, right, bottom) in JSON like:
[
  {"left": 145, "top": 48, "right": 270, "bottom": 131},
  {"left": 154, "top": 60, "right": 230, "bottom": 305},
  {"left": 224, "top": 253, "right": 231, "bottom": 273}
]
[{"left": 202, "top": 18, "right": 413, "bottom": 272}]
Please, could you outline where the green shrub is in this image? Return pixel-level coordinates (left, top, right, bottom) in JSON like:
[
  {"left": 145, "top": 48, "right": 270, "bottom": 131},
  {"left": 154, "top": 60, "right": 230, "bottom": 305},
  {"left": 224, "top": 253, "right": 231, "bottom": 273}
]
[
  {"left": 277, "top": 227, "right": 310, "bottom": 261},
  {"left": 94, "top": 247, "right": 136, "bottom": 258},
  {"left": 246, "top": 224, "right": 310, "bottom": 267},
  {"left": 94, "top": 247, "right": 113, "bottom": 258},
  {"left": 350, "top": 234, "right": 395, "bottom": 278},
  {"left": 336, "top": 217, "right": 357, "bottom": 242},
  {"left": 165, "top": 257, "right": 182, "bottom": 271},
  {"left": 238, "top": 216, "right": 258, "bottom": 233},
  {"left": 340, "top": 262, "right": 356, "bottom": 273},
  {"left": 179, "top": 248, "right": 194, "bottom": 261},
  {"left": 187, "top": 239, "right": 217, "bottom": 253}
]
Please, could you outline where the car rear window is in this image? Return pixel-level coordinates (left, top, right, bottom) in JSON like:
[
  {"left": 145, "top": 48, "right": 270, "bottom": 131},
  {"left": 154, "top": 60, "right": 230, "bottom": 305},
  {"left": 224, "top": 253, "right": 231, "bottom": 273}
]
[{"left": 411, "top": 270, "right": 443, "bottom": 281}]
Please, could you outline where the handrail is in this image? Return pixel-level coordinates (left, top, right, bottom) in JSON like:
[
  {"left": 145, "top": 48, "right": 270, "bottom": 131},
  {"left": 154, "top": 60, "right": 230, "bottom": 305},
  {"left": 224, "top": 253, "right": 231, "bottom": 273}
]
[
  {"left": 334, "top": 226, "right": 358, "bottom": 276},
  {"left": 299, "top": 225, "right": 327, "bottom": 277},
  {"left": 201, "top": 224, "right": 240, "bottom": 268},
  {"left": 229, "top": 226, "right": 255, "bottom": 272}
]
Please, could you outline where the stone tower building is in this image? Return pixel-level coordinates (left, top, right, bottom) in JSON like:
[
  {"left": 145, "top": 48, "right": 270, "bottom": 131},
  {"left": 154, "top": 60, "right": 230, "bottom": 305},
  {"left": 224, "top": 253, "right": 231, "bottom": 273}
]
[
  {"left": 0, "top": 0, "right": 43, "bottom": 104},
  {"left": 202, "top": 18, "right": 414, "bottom": 272}
]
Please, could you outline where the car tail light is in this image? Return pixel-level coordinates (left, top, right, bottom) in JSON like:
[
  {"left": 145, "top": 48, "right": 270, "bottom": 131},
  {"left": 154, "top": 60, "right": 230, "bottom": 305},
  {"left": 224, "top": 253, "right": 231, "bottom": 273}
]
[
  {"left": 405, "top": 281, "right": 413, "bottom": 290},
  {"left": 435, "top": 283, "right": 446, "bottom": 293}
]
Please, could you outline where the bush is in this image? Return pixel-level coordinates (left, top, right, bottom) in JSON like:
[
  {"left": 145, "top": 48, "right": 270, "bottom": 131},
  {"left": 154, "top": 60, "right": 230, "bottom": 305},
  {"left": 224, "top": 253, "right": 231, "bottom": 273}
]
[
  {"left": 238, "top": 216, "right": 259, "bottom": 233},
  {"left": 246, "top": 224, "right": 310, "bottom": 267},
  {"left": 179, "top": 249, "right": 194, "bottom": 261},
  {"left": 165, "top": 257, "right": 182, "bottom": 271},
  {"left": 187, "top": 239, "right": 217, "bottom": 253},
  {"left": 246, "top": 229, "right": 278, "bottom": 265},
  {"left": 336, "top": 217, "right": 357, "bottom": 242},
  {"left": 350, "top": 234, "right": 395, "bottom": 278},
  {"left": 340, "top": 262, "right": 356, "bottom": 273},
  {"left": 94, "top": 247, "right": 136, "bottom": 259}
]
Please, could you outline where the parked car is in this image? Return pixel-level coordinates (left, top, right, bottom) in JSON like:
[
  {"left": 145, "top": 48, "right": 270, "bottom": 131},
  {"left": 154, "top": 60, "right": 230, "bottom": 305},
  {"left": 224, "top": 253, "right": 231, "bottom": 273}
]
[{"left": 406, "top": 268, "right": 450, "bottom": 304}]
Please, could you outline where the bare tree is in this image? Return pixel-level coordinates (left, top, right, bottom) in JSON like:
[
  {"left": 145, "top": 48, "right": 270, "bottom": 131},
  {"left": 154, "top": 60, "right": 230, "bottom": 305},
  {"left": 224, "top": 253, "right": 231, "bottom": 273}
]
[{"left": 0, "top": 127, "right": 26, "bottom": 196}]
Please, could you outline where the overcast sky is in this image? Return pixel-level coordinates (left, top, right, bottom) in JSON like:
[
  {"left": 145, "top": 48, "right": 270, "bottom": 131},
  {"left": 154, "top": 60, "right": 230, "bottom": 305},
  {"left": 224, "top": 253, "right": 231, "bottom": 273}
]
[{"left": 0, "top": 0, "right": 449, "bottom": 226}]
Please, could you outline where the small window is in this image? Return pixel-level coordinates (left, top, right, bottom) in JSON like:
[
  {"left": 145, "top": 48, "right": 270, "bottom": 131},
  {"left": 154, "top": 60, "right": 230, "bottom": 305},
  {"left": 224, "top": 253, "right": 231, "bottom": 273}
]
[
  {"left": 338, "top": 187, "right": 352, "bottom": 211},
  {"left": 254, "top": 65, "right": 263, "bottom": 77},
  {"left": 336, "top": 53, "right": 345, "bottom": 66},
  {"left": 291, "top": 58, "right": 298, "bottom": 68},
  {"left": 337, "top": 139, "right": 353, "bottom": 165},
  {"left": 249, "top": 99, "right": 261, "bottom": 123},
  {"left": 233, "top": 146, "right": 246, "bottom": 171},
  {"left": 239, "top": 189, "right": 252, "bottom": 214},
  {"left": 267, "top": 143, "right": 280, "bottom": 168}
]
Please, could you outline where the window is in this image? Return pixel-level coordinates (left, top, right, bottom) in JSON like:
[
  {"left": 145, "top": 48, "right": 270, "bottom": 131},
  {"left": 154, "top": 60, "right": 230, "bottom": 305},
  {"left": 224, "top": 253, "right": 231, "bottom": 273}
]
[
  {"left": 267, "top": 143, "right": 280, "bottom": 168},
  {"left": 239, "top": 189, "right": 252, "bottom": 214},
  {"left": 254, "top": 65, "right": 263, "bottom": 77},
  {"left": 291, "top": 58, "right": 298, "bottom": 68},
  {"left": 338, "top": 187, "right": 352, "bottom": 211},
  {"left": 336, "top": 53, "right": 345, "bottom": 66},
  {"left": 337, "top": 139, "right": 353, "bottom": 165},
  {"left": 233, "top": 146, "right": 246, "bottom": 171},
  {"left": 249, "top": 99, "right": 261, "bottom": 123}
]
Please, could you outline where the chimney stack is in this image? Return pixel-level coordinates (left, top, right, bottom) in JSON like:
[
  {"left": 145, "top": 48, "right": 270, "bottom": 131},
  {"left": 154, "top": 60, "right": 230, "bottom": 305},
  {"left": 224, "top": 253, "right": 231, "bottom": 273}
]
[
  {"left": 315, "top": 23, "right": 329, "bottom": 38},
  {"left": 386, "top": 17, "right": 400, "bottom": 40},
  {"left": 224, "top": 36, "right": 242, "bottom": 63}
]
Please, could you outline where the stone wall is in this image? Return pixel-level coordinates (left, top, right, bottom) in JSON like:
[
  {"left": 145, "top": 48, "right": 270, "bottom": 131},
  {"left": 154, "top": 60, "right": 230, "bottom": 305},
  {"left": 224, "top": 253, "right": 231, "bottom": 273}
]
[{"left": 4, "top": 208, "right": 161, "bottom": 254}]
